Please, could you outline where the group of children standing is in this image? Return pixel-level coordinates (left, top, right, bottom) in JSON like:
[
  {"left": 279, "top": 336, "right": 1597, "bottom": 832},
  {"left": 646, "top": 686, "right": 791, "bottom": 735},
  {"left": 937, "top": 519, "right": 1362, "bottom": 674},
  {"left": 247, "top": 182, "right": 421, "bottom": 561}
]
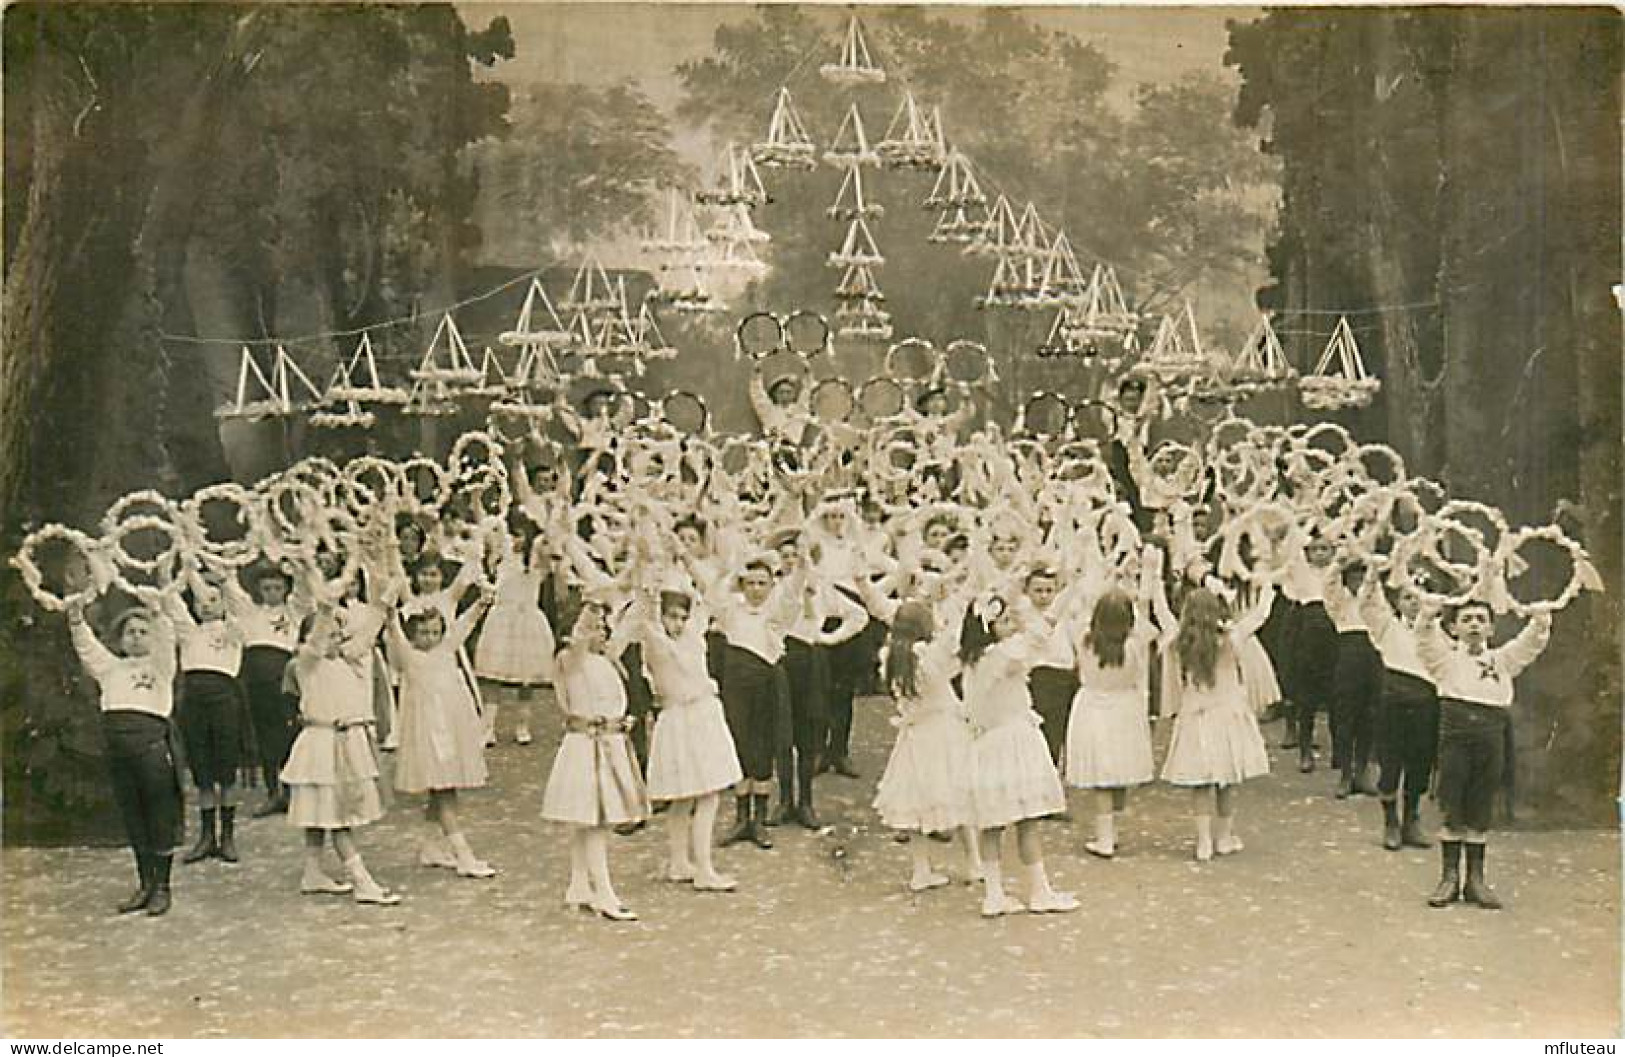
[{"left": 61, "top": 381, "right": 1561, "bottom": 923}]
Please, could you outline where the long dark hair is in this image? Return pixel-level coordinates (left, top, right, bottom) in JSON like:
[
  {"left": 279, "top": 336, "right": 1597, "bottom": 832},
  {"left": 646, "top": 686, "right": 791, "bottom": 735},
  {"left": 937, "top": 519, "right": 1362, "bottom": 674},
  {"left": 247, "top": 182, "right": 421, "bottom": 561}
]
[
  {"left": 1085, "top": 590, "right": 1135, "bottom": 669},
  {"left": 884, "top": 602, "right": 934, "bottom": 699},
  {"left": 1174, "top": 588, "right": 1227, "bottom": 689}
]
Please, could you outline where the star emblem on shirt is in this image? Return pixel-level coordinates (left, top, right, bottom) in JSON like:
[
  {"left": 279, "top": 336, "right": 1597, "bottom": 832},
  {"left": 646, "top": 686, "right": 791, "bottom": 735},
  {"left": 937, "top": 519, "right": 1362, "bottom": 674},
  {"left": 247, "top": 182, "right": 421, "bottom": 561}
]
[{"left": 1475, "top": 656, "right": 1500, "bottom": 681}]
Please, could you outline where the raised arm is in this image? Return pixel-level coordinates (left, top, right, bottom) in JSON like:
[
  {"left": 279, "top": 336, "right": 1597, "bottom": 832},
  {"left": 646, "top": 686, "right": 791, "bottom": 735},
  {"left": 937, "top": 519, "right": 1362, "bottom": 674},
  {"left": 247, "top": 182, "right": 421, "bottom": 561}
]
[
  {"left": 67, "top": 606, "right": 116, "bottom": 680},
  {"left": 819, "top": 586, "right": 869, "bottom": 646},
  {"left": 1495, "top": 612, "right": 1553, "bottom": 679},
  {"left": 1230, "top": 583, "right": 1277, "bottom": 643}
]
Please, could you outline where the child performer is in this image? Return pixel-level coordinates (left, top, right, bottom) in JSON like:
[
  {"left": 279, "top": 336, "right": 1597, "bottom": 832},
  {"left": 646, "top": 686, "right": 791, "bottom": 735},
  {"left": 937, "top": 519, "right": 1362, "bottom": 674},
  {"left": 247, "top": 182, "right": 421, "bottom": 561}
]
[
  {"left": 1326, "top": 562, "right": 1383, "bottom": 799},
  {"left": 773, "top": 532, "right": 868, "bottom": 829},
  {"left": 1358, "top": 569, "right": 1439, "bottom": 851},
  {"left": 388, "top": 588, "right": 498, "bottom": 878},
  {"left": 1280, "top": 535, "right": 1340, "bottom": 773},
  {"left": 1416, "top": 601, "right": 1551, "bottom": 909},
  {"left": 697, "top": 554, "right": 799, "bottom": 850},
  {"left": 542, "top": 603, "right": 651, "bottom": 920},
  {"left": 473, "top": 523, "right": 556, "bottom": 745},
  {"left": 874, "top": 602, "right": 981, "bottom": 892},
  {"left": 620, "top": 589, "right": 741, "bottom": 892},
  {"left": 66, "top": 598, "right": 183, "bottom": 915},
  {"left": 284, "top": 595, "right": 402, "bottom": 905},
  {"left": 226, "top": 563, "right": 309, "bottom": 816},
  {"left": 961, "top": 599, "right": 1078, "bottom": 917},
  {"left": 1064, "top": 548, "right": 1163, "bottom": 859},
  {"left": 1018, "top": 566, "right": 1084, "bottom": 771},
  {"left": 1159, "top": 586, "right": 1275, "bottom": 861},
  {"left": 166, "top": 569, "right": 247, "bottom": 864}
]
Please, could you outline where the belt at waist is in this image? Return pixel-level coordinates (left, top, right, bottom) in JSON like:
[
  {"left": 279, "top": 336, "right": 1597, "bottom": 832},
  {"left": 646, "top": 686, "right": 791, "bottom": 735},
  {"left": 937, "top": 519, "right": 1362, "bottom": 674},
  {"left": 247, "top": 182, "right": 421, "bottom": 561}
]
[
  {"left": 565, "top": 714, "right": 637, "bottom": 736},
  {"left": 300, "top": 716, "right": 376, "bottom": 731}
]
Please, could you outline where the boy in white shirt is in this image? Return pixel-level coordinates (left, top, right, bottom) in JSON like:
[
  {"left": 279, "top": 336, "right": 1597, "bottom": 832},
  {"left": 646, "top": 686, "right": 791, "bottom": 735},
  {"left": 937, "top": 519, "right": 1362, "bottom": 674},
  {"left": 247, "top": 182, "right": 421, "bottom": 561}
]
[{"left": 1416, "top": 600, "right": 1552, "bottom": 909}]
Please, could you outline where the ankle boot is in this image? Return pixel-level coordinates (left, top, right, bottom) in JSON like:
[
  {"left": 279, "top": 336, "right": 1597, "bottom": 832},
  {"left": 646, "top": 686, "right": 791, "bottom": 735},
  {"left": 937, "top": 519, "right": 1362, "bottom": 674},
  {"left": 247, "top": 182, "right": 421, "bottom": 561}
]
[
  {"left": 119, "top": 852, "right": 154, "bottom": 914},
  {"left": 1463, "top": 843, "right": 1503, "bottom": 909},
  {"left": 795, "top": 765, "right": 821, "bottom": 830},
  {"left": 184, "top": 808, "right": 219, "bottom": 864},
  {"left": 1401, "top": 798, "right": 1431, "bottom": 848},
  {"left": 145, "top": 855, "right": 173, "bottom": 916},
  {"left": 1428, "top": 840, "right": 1462, "bottom": 907},
  {"left": 749, "top": 795, "right": 775, "bottom": 849},
  {"left": 217, "top": 806, "right": 239, "bottom": 862},
  {"left": 721, "top": 795, "right": 753, "bottom": 847},
  {"left": 1381, "top": 799, "right": 1402, "bottom": 851}
]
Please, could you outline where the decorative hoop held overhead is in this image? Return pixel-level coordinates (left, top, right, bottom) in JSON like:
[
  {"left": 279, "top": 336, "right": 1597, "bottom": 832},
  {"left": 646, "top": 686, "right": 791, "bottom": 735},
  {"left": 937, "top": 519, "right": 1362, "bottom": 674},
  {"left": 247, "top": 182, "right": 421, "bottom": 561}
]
[
  {"left": 180, "top": 483, "right": 263, "bottom": 569},
  {"left": 736, "top": 312, "right": 786, "bottom": 360},
  {"left": 884, "top": 338, "right": 939, "bottom": 383},
  {"left": 1496, "top": 523, "right": 1603, "bottom": 616},
  {"left": 858, "top": 376, "right": 907, "bottom": 422},
  {"left": 101, "top": 489, "right": 178, "bottom": 538},
  {"left": 1017, "top": 391, "right": 1072, "bottom": 438},
  {"left": 942, "top": 340, "right": 995, "bottom": 387},
  {"left": 810, "top": 377, "right": 856, "bottom": 425},
  {"left": 783, "top": 311, "right": 832, "bottom": 357},
  {"left": 12, "top": 524, "right": 106, "bottom": 612},
  {"left": 399, "top": 457, "right": 453, "bottom": 514},
  {"left": 661, "top": 390, "right": 710, "bottom": 435},
  {"left": 106, "top": 515, "right": 185, "bottom": 602}
]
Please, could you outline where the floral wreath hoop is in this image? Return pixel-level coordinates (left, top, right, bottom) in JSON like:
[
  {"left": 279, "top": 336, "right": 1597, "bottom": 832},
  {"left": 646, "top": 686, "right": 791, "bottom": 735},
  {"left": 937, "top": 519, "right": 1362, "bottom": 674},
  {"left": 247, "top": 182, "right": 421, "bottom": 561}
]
[
  {"left": 1399, "top": 516, "right": 1490, "bottom": 608},
  {"left": 107, "top": 514, "right": 186, "bottom": 602},
  {"left": 303, "top": 508, "right": 364, "bottom": 606},
  {"left": 399, "top": 457, "right": 453, "bottom": 514},
  {"left": 12, "top": 524, "right": 106, "bottom": 612},
  {"left": 1495, "top": 523, "right": 1603, "bottom": 616},
  {"left": 1218, "top": 501, "right": 1304, "bottom": 584},
  {"left": 180, "top": 483, "right": 263, "bottom": 569},
  {"left": 100, "top": 489, "right": 178, "bottom": 538},
  {"left": 1436, "top": 499, "right": 1510, "bottom": 555},
  {"left": 342, "top": 457, "right": 403, "bottom": 520},
  {"left": 260, "top": 476, "right": 326, "bottom": 554},
  {"left": 449, "top": 430, "right": 506, "bottom": 475}
]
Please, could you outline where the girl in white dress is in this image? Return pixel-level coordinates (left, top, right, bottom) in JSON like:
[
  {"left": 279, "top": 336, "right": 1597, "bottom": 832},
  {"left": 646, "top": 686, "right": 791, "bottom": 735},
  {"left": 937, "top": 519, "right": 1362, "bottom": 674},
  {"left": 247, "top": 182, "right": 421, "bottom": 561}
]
[
  {"left": 621, "top": 589, "right": 741, "bottom": 892},
  {"left": 542, "top": 602, "right": 650, "bottom": 921},
  {"left": 1064, "top": 546, "right": 1163, "bottom": 859},
  {"left": 388, "top": 590, "right": 497, "bottom": 878},
  {"left": 473, "top": 526, "right": 556, "bottom": 745},
  {"left": 961, "top": 600, "right": 1078, "bottom": 917},
  {"left": 873, "top": 602, "right": 980, "bottom": 893},
  {"left": 1159, "top": 585, "right": 1275, "bottom": 861},
  {"left": 283, "top": 599, "right": 401, "bottom": 905}
]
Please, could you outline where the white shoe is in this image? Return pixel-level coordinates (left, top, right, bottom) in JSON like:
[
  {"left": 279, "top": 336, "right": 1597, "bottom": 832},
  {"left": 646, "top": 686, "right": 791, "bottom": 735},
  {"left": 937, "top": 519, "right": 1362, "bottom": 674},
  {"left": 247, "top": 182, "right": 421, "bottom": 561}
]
[
  {"left": 1083, "top": 839, "right": 1116, "bottom": 859},
  {"left": 515, "top": 727, "right": 533, "bottom": 745},
  {"left": 300, "top": 870, "right": 353, "bottom": 896},
  {"left": 692, "top": 871, "right": 737, "bottom": 892},
  {"left": 909, "top": 871, "right": 951, "bottom": 892},
  {"left": 1194, "top": 840, "right": 1214, "bottom": 863},
  {"left": 419, "top": 843, "right": 458, "bottom": 869},
  {"left": 455, "top": 855, "right": 497, "bottom": 879},
  {"left": 591, "top": 898, "right": 637, "bottom": 922},
  {"left": 1215, "top": 835, "right": 1245, "bottom": 856},
  {"left": 664, "top": 864, "right": 696, "bottom": 884},
  {"left": 980, "top": 892, "right": 1026, "bottom": 918},
  {"left": 352, "top": 879, "right": 402, "bottom": 906},
  {"left": 1027, "top": 888, "right": 1080, "bottom": 913}
]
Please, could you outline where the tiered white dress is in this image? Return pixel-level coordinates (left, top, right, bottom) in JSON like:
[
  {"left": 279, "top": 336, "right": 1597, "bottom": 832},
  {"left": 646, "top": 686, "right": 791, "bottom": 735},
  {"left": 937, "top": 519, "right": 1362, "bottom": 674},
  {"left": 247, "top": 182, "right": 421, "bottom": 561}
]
[
  {"left": 390, "top": 609, "right": 489, "bottom": 793},
  {"left": 873, "top": 635, "right": 976, "bottom": 832},
  {"left": 1064, "top": 625, "right": 1155, "bottom": 789},
  {"left": 1160, "top": 623, "right": 1272, "bottom": 787},
  {"left": 473, "top": 548, "right": 556, "bottom": 686},
  {"left": 542, "top": 651, "right": 650, "bottom": 825},
  {"left": 283, "top": 607, "right": 388, "bottom": 829},
  {"left": 964, "top": 638, "right": 1067, "bottom": 828},
  {"left": 639, "top": 623, "right": 742, "bottom": 801}
]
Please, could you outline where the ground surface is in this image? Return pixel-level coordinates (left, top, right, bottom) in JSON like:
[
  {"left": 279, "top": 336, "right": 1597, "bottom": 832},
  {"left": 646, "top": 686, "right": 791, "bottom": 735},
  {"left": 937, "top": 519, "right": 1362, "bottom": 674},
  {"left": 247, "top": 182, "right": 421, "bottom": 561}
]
[{"left": 2, "top": 696, "right": 1619, "bottom": 1039}]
